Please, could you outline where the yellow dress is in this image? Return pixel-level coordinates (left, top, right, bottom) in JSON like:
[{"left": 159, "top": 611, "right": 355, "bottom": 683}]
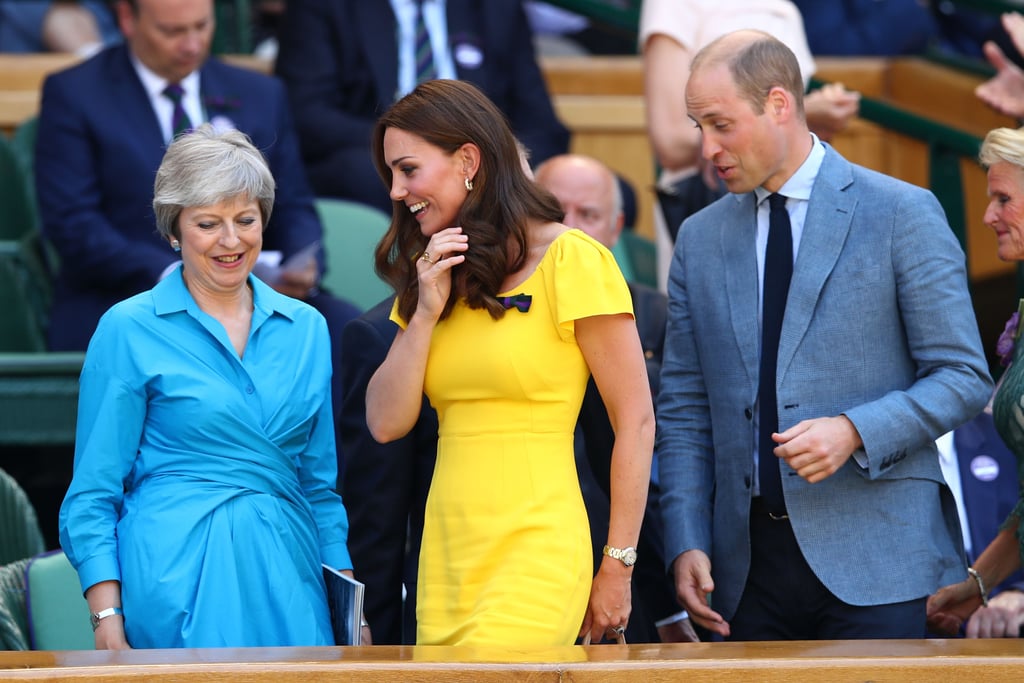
[{"left": 393, "top": 229, "right": 633, "bottom": 646}]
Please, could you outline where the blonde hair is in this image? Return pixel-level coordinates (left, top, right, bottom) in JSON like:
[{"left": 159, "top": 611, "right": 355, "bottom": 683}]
[{"left": 979, "top": 127, "right": 1024, "bottom": 169}]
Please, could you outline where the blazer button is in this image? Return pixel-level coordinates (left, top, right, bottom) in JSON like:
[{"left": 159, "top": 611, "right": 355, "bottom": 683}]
[
  {"left": 744, "top": 408, "right": 753, "bottom": 420},
  {"left": 744, "top": 475, "right": 751, "bottom": 488}
]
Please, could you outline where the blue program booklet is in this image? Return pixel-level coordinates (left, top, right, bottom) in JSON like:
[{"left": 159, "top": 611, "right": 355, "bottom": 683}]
[{"left": 322, "top": 564, "right": 365, "bottom": 646}]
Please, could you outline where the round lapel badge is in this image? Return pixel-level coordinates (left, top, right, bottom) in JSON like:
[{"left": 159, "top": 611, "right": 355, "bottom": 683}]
[{"left": 969, "top": 454, "right": 999, "bottom": 482}]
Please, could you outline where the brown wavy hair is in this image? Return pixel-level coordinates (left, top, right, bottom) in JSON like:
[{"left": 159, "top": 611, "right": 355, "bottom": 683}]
[{"left": 371, "top": 79, "right": 564, "bottom": 321}]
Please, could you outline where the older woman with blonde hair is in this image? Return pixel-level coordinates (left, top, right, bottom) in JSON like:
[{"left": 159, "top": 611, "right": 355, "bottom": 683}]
[
  {"left": 928, "top": 126, "right": 1024, "bottom": 638},
  {"left": 60, "top": 124, "right": 359, "bottom": 649}
]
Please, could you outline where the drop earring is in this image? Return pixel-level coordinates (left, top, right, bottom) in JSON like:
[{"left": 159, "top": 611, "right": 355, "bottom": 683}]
[
  {"left": 171, "top": 239, "right": 181, "bottom": 252},
  {"left": 464, "top": 177, "right": 473, "bottom": 191}
]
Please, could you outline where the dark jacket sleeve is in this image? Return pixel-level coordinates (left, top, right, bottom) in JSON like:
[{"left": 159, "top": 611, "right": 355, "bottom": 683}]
[{"left": 338, "top": 300, "right": 438, "bottom": 644}]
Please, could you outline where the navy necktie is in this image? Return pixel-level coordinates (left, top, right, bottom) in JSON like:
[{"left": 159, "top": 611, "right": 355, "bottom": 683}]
[
  {"left": 163, "top": 83, "right": 193, "bottom": 139},
  {"left": 758, "top": 193, "right": 792, "bottom": 515},
  {"left": 414, "top": 0, "right": 437, "bottom": 84}
]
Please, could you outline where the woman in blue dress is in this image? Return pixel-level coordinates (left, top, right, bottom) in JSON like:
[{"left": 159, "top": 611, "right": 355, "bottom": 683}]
[
  {"left": 59, "top": 125, "right": 360, "bottom": 648},
  {"left": 928, "top": 126, "right": 1024, "bottom": 638}
]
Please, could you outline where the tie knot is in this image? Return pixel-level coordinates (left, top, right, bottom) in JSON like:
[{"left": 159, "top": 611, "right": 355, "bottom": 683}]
[
  {"left": 768, "top": 193, "right": 787, "bottom": 210},
  {"left": 163, "top": 83, "right": 185, "bottom": 103}
]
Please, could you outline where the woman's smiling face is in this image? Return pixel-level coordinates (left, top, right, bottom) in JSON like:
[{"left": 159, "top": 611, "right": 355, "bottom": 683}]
[
  {"left": 177, "top": 195, "right": 263, "bottom": 295},
  {"left": 383, "top": 127, "right": 470, "bottom": 236},
  {"left": 985, "top": 160, "right": 1024, "bottom": 262}
]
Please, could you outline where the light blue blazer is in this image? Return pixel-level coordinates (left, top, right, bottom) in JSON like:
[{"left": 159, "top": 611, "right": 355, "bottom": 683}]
[{"left": 656, "top": 146, "right": 993, "bottom": 621}]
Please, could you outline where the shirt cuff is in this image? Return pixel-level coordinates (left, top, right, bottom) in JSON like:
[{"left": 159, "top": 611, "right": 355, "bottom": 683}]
[{"left": 654, "top": 610, "right": 689, "bottom": 628}]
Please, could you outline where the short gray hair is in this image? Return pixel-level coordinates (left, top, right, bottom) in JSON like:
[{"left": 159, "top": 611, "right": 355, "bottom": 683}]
[
  {"left": 153, "top": 124, "right": 275, "bottom": 240},
  {"left": 980, "top": 127, "right": 1024, "bottom": 170}
]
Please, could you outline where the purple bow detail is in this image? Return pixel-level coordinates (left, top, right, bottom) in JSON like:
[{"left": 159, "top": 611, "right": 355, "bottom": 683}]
[{"left": 499, "top": 293, "right": 531, "bottom": 313}]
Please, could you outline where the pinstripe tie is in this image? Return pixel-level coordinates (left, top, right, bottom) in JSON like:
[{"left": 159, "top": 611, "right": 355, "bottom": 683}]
[
  {"left": 163, "top": 83, "right": 193, "bottom": 139},
  {"left": 414, "top": 0, "right": 437, "bottom": 84}
]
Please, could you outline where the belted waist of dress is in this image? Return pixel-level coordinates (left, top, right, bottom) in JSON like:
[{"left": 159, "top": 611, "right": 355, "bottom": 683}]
[{"left": 134, "top": 457, "right": 306, "bottom": 509}]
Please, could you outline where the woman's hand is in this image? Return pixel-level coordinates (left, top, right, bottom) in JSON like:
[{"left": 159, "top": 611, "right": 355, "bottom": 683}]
[
  {"left": 414, "top": 226, "right": 467, "bottom": 321},
  {"left": 579, "top": 559, "right": 632, "bottom": 643},
  {"left": 927, "top": 578, "right": 984, "bottom": 636},
  {"left": 93, "top": 615, "right": 131, "bottom": 650}
]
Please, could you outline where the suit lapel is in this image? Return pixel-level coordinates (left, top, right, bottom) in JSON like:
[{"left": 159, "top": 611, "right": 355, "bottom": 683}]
[
  {"left": 109, "top": 45, "right": 166, "bottom": 156},
  {"left": 723, "top": 193, "right": 761, "bottom": 388},
  {"left": 356, "top": 1, "right": 399, "bottom": 106},
  {"left": 777, "top": 149, "right": 856, "bottom": 384},
  {"left": 446, "top": 0, "right": 482, "bottom": 80}
]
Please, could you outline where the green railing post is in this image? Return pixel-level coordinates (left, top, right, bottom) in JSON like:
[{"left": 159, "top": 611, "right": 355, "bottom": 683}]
[{"left": 930, "top": 143, "right": 970, "bottom": 254}]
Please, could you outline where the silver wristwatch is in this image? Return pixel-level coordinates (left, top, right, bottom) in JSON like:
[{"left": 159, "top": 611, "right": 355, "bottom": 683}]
[
  {"left": 603, "top": 544, "right": 637, "bottom": 567},
  {"left": 90, "top": 606, "right": 124, "bottom": 631}
]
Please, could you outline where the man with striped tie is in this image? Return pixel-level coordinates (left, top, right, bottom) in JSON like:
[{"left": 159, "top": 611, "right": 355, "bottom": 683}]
[
  {"left": 275, "top": 0, "right": 570, "bottom": 214},
  {"left": 35, "top": 0, "right": 360, "bottom": 442}
]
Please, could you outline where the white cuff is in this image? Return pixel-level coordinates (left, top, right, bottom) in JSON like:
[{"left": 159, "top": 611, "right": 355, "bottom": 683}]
[{"left": 654, "top": 610, "right": 689, "bottom": 628}]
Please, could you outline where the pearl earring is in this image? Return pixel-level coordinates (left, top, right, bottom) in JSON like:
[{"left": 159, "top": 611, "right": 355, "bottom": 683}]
[
  {"left": 464, "top": 177, "right": 473, "bottom": 192},
  {"left": 171, "top": 239, "right": 181, "bottom": 252}
]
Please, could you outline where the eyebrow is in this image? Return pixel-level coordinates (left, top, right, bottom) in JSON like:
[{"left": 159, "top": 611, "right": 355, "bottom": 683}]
[{"left": 389, "top": 155, "right": 414, "bottom": 169}]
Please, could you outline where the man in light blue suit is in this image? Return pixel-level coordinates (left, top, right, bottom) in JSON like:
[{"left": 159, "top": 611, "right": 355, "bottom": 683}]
[{"left": 657, "top": 30, "right": 993, "bottom": 641}]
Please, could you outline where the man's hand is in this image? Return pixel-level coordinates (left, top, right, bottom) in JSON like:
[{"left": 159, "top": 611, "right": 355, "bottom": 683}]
[
  {"left": 272, "top": 258, "right": 319, "bottom": 300},
  {"left": 671, "top": 550, "right": 729, "bottom": 637},
  {"left": 976, "top": 40, "right": 1024, "bottom": 119},
  {"left": 773, "top": 415, "right": 861, "bottom": 483},
  {"left": 657, "top": 615, "right": 701, "bottom": 642},
  {"left": 966, "top": 590, "right": 1024, "bottom": 638},
  {"left": 805, "top": 82, "right": 860, "bottom": 142}
]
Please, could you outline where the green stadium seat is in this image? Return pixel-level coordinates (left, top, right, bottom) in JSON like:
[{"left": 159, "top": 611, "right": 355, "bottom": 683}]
[{"left": 315, "top": 198, "right": 394, "bottom": 311}]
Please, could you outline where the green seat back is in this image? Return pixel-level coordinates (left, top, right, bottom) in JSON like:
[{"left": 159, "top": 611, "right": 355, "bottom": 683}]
[
  {"left": 24, "top": 551, "right": 92, "bottom": 650},
  {"left": 617, "top": 231, "right": 658, "bottom": 289},
  {"left": 0, "top": 239, "right": 49, "bottom": 352},
  {"left": 315, "top": 198, "right": 393, "bottom": 311},
  {"left": 0, "top": 133, "right": 36, "bottom": 242},
  {"left": 0, "top": 469, "right": 44, "bottom": 566},
  {"left": 610, "top": 238, "right": 637, "bottom": 283},
  {"left": 0, "top": 557, "right": 32, "bottom": 650}
]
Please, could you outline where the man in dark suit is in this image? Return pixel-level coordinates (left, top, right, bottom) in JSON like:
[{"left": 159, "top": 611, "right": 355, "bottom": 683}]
[
  {"left": 338, "top": 297, "right": 438, "bottom": 645},
  {"left": 274, "top": 0, "right": 569, "bottom": 213},
  {"left": 35, "top": 0, "right": 359, "bottom": 419},
  {"left": 938, "top": 411, "right": 1024, "bottom": 637},
  {"left": 659, "top": 30, "right": 992, "bottom": 641},
  {"left": 534, "top": 153, "right": 695, "bottom": 643}
]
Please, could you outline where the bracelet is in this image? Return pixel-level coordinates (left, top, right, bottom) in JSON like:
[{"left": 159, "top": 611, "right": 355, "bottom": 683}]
[
  {"left": 967, "top": 567, "right": 990, "bottom": 607},
  {"left": 360, "top": 618, "right": 369, "bottom": 628}
]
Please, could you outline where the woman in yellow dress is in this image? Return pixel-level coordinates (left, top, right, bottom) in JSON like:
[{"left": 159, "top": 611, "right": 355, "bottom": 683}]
[{"left": 365, "top": 79, "right": 655, "bottom": 647}]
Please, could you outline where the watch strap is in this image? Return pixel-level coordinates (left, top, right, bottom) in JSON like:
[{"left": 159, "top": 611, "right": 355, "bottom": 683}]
[{"left": 90, "top": 606, "right": 124, "bottom": 631}]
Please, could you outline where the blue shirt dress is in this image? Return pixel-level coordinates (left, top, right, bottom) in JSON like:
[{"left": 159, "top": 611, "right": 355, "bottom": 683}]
[{"left": 59, "top": 268, "right": 352, "bottom": 648}]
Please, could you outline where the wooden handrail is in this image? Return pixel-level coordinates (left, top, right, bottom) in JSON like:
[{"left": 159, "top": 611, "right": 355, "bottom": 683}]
[{"left": 1, "top": 640, "right": 1024, "bottom": 681}]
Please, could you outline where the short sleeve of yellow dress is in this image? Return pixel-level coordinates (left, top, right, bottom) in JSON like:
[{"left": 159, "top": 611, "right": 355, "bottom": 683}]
[{"left": 393, "top": 229, "right": 633, "bottom": 646}]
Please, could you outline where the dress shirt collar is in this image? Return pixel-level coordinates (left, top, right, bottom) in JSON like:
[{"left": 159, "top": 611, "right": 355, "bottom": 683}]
[
  {"left": 129, "top": 54, "right": 203, "bottom": 142},
  {"left": 389, "top": 0, "right": 455, "bottom": 97},
  {"left": 152, "top": 265, "right": 298, "bottom": 326},
  {"left": 752, "top": 133, "right": 825, "bottom": 207}
]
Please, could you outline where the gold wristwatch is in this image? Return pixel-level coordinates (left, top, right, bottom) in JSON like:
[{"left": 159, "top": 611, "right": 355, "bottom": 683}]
[{"left": 603, "top": 545, "right": 637, "bottom": 567}]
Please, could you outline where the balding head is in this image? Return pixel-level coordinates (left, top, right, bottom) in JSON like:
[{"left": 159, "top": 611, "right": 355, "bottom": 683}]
[
  {"left": 534, "top": 154, "right": 624, "bottom": 248},
  {"left": 691, "top": 29, "right": 805, "bottom": 120}
]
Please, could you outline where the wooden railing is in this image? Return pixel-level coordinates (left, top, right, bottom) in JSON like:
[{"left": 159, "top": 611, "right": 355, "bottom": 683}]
[{"left": 2, "top": 640, "right": 1024, "bottom": 681}]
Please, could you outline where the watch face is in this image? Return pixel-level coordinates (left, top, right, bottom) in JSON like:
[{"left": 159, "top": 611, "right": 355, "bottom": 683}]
[{"left": 623, "top": 548, "right": 638, "bottom": 566}]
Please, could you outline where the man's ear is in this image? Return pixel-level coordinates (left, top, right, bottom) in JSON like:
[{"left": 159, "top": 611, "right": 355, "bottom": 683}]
[
  {"left": 766, "top": 86, "right": 792, "bottom": 121},
  {"left": 115, "top": 0, "right": 135, "bottom": 38}
]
